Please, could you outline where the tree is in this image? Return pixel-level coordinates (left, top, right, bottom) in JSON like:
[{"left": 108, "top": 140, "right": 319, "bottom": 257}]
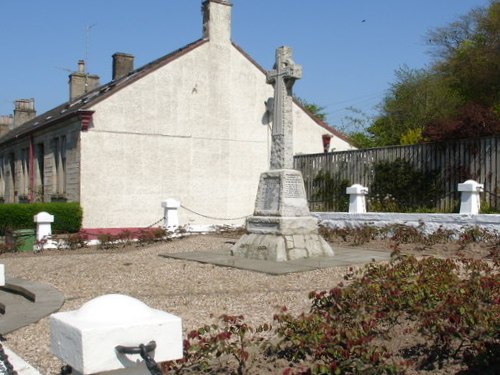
[
  {"left": 294, "top": 97, "right": 327, "bottom": 122},
  {"left": 367, "top": 1, "right": 500, "bottom": 146},
  {"left": 429, "top": 1, "right": 500, "bottom": 107},
  {"left": 367, "top": 67, "right": 463, "bottom": 145},
  {"left": 422, "top": 102, "right": 500, "bottom": 142}
]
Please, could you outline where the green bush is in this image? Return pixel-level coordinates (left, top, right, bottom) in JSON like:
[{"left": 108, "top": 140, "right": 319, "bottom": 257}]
[
  {"left": 163, "top": 254, "right": 499, "bottom": 374},
  {"left": 0, "top": 202, "right": 82, "bottom": 235},
  {"left": 370, "top": 158, "right": 442, "bottom": 212},
  {"left": 311, "top": 170, "right": 350, "bottom": 212}
]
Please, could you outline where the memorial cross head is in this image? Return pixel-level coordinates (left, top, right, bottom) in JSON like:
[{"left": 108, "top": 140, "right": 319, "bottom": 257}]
[{"left": 266, "top": 46, "right": 302, "bottom": 89}]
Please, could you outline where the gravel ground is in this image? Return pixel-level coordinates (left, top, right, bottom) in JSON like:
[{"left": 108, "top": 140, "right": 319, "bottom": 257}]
[{"left": 0, "top": 234, "right": 356, "bottom": 375}]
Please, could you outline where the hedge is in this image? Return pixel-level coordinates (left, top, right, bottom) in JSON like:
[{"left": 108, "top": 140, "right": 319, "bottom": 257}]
[{"left": 0, "top": 202, "right": 82, "bottom": 236}]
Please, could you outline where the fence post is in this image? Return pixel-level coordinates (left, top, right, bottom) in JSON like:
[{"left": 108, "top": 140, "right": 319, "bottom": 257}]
[
  {"left": 458, "top": 179, "right": 484, "bottom": 214},
  {"left": 161, "top": 199, "right": 180, "bottom": 231},
  {"left": 50, "top": 294, "right": 183, "bottom": 375},
  {"left": 346, "top": 184, "right": 368, "bottom": 213}
]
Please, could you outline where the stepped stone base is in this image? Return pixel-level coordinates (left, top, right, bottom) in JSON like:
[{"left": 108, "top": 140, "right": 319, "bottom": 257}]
[
  {"left": 232, "top": 232, "right": 334, "bottom": 262},
  {"left": 246, "top": 215, "right": 319, "bottom": 235},
  {"left": 232, "top": 168, "right": 334, "bottom": 262}
]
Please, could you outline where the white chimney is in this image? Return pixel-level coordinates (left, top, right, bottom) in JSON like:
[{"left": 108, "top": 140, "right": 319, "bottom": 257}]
[{"left": 202, "top": 0, "right": 232, "bottom": 44}]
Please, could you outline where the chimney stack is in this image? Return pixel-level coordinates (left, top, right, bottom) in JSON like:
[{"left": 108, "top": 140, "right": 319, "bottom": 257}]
[
  {"left": 202, "top": 0, "right": 232, "bottom": 44},
  {"left": 13, "top": 99, "right": 36, "bottom": 127},
  {"left": 0, "top": 115, "right": 13, "bottom": 137},
  {"left": 68, "top": 60, "right": 100, "bottom": 101},
  {"left": 112, "top": 53, "right": 134, "bottom": 80}
]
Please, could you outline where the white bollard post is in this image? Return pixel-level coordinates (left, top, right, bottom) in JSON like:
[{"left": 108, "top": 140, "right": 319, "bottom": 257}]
[
  {"left": 161, "top": 199, "right": 180, "bottom": 231},
  {"left": 346, "top": 184, "right": 368, "bottom": 213},
  {"left": 50, "top": 294, "right": 183, "bottom": 375},
  {"left": 34, "top": 211, "right": 58, "bottom": 250},
  {"left": 0, "top": 264, "right": 4, "bottom": 286},
  {"left": 458, "top": 179, "right": 484, "bottom": 214}
]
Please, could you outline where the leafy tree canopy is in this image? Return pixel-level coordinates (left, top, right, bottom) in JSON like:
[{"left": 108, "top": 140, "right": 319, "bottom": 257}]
[{"left": 348, "top": 0, "right": 500, "bottom": 147}]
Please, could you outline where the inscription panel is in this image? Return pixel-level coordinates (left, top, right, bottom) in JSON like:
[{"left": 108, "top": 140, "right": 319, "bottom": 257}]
[
  {"left": 256, "top": 176, "right": 280, "bottom": 212},
  {"left": 283, "top": 174, "right": 305, "bottom": 199}
]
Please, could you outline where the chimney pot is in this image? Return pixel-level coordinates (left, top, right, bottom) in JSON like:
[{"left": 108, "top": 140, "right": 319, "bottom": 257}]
[
  {"left": 112, "top": 52, "right": 135, "bottom": 80},
  {"left": 0, "top": 115, "right": 13, "bottom": 137},
  {"left": 13, "top": 98, "right": 36, "bottom": 127},
  {"left": 69, "top": 60, "right": 100, "bottom": 101}
]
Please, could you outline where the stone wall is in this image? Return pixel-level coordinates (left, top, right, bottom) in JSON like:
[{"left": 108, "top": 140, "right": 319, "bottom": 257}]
[{"left": 314, "top": 212, "right": 500, "bottom": 235}]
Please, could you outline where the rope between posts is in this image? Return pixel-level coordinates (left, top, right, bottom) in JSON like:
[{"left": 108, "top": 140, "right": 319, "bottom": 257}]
[{"left": 180, "top": 204, "right": 251, "bottom": 221}]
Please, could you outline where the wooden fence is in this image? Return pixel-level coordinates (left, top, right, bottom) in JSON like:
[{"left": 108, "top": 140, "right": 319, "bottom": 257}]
[{"left": 294, "top": 136, "right": 500, "bottom": 212}]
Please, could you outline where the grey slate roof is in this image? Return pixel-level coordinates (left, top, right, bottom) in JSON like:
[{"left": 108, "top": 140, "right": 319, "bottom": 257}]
[
  {"left": 0, "top": 37, "right": 349, "bottom": 145},
  {"left": 0, "top": 38, "right": 208, "bottom": 146}
]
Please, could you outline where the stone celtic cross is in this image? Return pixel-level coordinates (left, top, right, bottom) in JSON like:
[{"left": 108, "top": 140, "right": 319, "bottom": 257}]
[{"left": 266, "top": 46, "right": 302, "bottom": 170}]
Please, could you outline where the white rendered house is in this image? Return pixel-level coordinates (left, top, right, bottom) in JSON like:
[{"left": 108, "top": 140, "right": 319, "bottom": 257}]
[{"left": 0, "top": 0, "right": 354, "bottom": 232}]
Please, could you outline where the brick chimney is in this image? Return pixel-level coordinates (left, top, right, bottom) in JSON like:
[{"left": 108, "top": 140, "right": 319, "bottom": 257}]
[
  {"left": 0, "top": 115, "right": 13, "bottom": 137},
  {"left": 68, "top": 60, "right": 100, "bottom": 101},
  {"left": 112, "top": 52, "right": 135, "bottom": 80},
  {"left": 13, "top": 99, "right": 36, "bottom": 127},
  {"left": 202, "top": 0, "right": 232, "bottom": 44}
]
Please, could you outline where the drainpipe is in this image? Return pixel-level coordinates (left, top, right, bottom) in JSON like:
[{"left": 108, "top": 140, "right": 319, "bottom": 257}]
[{"left": 29, "top": 137, "right": 34, "bottom": 203}]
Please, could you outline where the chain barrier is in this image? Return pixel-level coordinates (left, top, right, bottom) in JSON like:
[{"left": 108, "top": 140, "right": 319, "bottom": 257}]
[
  {"left": 58, "top": 341, "right": 161, "bottom": 375},
  {"left": 0, "top": 343, "right": 16, "bottom": 375},
  {"left": 145, "top": 217, "right": 165, "bottom": 229},
  {"left": 116, "top": 341, "right": 162, "bottom": 375},
  {"left": 59, "top": 364, "right": 72, "bottom": 375},
  {"left": 484, "top": 189, "right": 500, "bottom": 199},
  {"left": 180, "top": 204, "right": 250, "bottom": 221}
]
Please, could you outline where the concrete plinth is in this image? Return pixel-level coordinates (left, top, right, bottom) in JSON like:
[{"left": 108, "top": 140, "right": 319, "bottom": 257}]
[{"left": 232, "top": 232, "right": 333, "bottom": 262}]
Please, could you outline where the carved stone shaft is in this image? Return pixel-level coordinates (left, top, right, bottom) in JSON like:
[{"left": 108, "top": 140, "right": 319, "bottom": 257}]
[{"left": 266, "top": 46, "right": 302, "bottom": 170}]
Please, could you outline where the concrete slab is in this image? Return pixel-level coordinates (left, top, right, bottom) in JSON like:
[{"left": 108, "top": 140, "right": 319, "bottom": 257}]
[
  {"left": 0, "top": 277, "right": 65, "bottom": 335},
  {"left": 160, "top": 246, "right": 391, "bottom": 275}
]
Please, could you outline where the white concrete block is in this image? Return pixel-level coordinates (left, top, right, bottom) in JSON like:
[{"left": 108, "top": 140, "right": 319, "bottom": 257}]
[
  {"left": 33, "top": 211, "right": 57, "bottom": 249},
  {"left": 161, "top": 199, "right": 180, "bottom": 231},
  {"left": 50, "top": 294, "right": 182, "bottom": 375},
  {"left": 458, "top": 180, "right": 484, "bottom": 214},
  {"left": 346, "top": 184, "right": 368, "bottom": 213}
]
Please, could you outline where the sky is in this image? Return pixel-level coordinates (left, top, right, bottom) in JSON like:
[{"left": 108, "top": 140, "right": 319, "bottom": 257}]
[{"left": 0, "top": 0, "right": 492, "bottom": 131}]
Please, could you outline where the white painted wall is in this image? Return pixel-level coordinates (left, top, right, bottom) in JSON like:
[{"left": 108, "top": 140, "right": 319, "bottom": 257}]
[{"left": 80, "top": 35, "right": 352, "bottom": 229}]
